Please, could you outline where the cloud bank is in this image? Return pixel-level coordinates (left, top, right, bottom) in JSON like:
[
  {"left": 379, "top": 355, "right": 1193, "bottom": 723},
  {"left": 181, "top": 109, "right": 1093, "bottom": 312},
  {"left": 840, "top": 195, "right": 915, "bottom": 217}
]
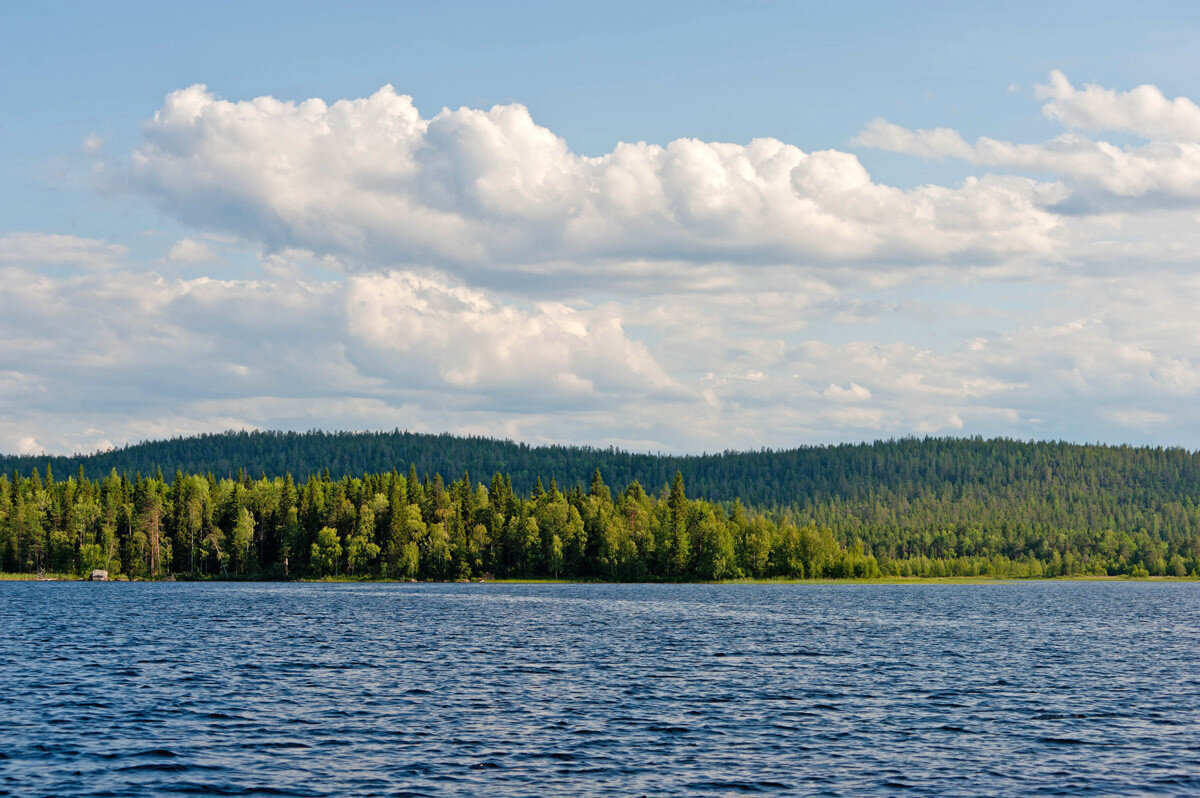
[{"left": 128, "top": 85, "right": 1061, "bottom": 273}]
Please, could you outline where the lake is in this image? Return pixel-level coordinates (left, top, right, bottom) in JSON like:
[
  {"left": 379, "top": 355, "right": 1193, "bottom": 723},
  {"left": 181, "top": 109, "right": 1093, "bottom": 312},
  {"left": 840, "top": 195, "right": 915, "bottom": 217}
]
[{"left": 2, "top": 581, "right": 1198, "bottom": 796}]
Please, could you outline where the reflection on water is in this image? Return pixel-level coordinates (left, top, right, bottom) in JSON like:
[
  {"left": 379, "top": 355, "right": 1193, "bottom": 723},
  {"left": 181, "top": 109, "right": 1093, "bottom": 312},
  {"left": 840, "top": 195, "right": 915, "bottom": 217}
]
[{"left": 2, "top": 581, "right": 1198, "bottom": 796}]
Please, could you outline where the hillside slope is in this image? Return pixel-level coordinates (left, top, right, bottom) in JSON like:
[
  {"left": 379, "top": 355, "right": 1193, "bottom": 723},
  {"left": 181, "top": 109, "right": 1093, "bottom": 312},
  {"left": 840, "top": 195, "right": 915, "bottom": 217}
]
[{"left": 4, "top": 429, "right": 1200, "bottom": 520}]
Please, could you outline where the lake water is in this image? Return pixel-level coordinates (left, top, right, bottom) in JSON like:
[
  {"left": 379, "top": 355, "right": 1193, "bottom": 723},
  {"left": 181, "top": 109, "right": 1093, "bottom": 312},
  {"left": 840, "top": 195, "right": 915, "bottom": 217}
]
[{"left": 2, "top": 581, "right": 1198, "bottom": 796}]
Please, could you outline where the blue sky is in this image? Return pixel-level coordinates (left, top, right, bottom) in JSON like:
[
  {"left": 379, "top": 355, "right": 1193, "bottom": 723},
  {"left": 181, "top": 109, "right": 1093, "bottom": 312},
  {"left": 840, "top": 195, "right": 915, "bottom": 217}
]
[{"left": 4, "top": 1, "right": 1200, "bottom": 454}]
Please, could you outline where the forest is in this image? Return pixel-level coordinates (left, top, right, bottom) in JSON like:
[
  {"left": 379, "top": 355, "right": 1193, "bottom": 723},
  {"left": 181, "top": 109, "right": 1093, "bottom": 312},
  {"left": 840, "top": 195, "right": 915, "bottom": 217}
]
[
  {"left": 13, "top": 429, "right": 1200, "bottom": 511},
  {"left": 1, "top": 451, "right": 1197, "bottom": 580}
]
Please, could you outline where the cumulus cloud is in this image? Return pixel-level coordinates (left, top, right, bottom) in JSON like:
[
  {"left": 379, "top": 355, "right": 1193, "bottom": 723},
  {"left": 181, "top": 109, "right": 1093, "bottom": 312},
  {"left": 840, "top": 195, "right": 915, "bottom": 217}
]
[
  {"left": 125, "top": 85, "right": 1063, "bottom": 275},
  {"left": 1037, "top": 70, "right": 1200, "bottom": 142},
  {"left": 345, "top": 272, "right": 677, "bottom": 402},
  {"left": 13, "top": 74, "right": 1200, "bottom": 454},
  {"left": 857, "top": 73, "right": 1200, "bottom": 204}
]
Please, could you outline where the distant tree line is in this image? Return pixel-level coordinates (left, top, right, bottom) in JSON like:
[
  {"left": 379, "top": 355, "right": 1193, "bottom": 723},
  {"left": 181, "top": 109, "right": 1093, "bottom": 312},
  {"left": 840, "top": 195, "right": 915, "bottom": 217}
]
[
  {"left": 8, "top": 432, "right": 1200, "bottom": 539},
  {"left": 1, "top": 463, "right": 1195, "bottom": 581}
]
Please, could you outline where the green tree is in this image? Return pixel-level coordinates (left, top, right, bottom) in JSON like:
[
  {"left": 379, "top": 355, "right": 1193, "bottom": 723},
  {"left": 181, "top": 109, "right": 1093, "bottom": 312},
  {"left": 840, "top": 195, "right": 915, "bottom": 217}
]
[
  {"left": 310, "top": 526, "right": 342, "bottom": 576},
  {"left": 78, "top": 543, "right": 107, "bottom": 576},
  {"left": 696, "top": 510, "right": 735, "bottom": 580},
  {"left": 548, "top": 534, "right": 564, "bottom": 578},
  {"left": 229, "top": 507, "right": 255, "bottom": 575}
]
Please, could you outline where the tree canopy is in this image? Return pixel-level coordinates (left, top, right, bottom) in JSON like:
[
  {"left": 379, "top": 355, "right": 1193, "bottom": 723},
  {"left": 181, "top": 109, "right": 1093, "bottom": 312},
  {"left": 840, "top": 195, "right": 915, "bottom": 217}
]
[{"left": 2, "top": 449, "right": 1196, "bottom": 581}]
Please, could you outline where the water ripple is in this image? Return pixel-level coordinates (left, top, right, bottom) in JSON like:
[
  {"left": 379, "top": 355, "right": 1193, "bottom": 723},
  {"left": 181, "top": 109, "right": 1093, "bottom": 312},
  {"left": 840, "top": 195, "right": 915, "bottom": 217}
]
[{"left": 1, "top": 581, "right": 1198, "bottom": 796}]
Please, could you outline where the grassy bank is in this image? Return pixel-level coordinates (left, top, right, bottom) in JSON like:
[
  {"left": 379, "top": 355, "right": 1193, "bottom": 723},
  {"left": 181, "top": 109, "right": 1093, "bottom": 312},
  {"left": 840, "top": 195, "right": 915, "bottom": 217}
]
[{"left": 0, "top": 572, "right": 83, "bottom": 581}]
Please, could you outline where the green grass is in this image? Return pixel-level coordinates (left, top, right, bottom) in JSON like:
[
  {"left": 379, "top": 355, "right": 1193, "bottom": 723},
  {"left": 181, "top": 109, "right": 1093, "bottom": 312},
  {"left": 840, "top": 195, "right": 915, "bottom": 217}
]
[{"left": 0, "top": 572, "right": 82, "bottom": 581}]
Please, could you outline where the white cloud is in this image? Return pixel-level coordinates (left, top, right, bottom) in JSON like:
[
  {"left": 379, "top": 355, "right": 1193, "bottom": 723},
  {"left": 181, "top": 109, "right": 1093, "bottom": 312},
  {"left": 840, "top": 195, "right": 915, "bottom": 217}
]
[
  {"left": 822, "top": 382, "right": 872, "bottom": 402},
  {"left": 125, "top": 85, "right": 1063, "bottom": 276},
  {"left": 1036, "top": 70, "right": 1200, "bottom": 142},
  {"left": 7, "top": 239, "right": 1200, "bottom": 453},
  {"left": 14, "top": 74, "right": 1200, "bottom": 455},
  {"left": 0, "top": 232, "right": 128, "bottom": 270},
  {"left": 1101, "top": 409, "right": 1171, "bottom": 430},
  {"left": 165, "top": 237, "right": 221, "bottom": 264},
  {"left": 857, "top": 118, "right": 1200, "bottom": 200},
  {"left": 855, "top": 120, "right": 975, "bottom": 162},
  {"left": 854, "top": 73, "right": 1200, "bottom": 208},
  {"left": 0, "top": 247, "right": 686, "bottom": 452},
  {"left": 344, "top": 271, "right": 678, "bottom": 401}
]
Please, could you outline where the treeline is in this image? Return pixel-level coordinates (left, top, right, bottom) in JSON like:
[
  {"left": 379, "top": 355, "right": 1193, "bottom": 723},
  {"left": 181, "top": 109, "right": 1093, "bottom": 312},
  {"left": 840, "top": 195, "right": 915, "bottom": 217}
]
[
  {"left": 2, "top": 465, "right": 1196, "bottom": 581},
  {"left": 8, "top": 432, "right": 1200, "bottom": 544}
]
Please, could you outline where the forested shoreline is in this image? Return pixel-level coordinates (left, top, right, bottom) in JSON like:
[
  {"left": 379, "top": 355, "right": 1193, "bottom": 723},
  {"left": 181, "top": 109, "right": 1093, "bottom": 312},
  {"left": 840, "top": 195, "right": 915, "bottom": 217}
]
[{"left": 2, "top": 457, "right": 1197, "bottom": 581}]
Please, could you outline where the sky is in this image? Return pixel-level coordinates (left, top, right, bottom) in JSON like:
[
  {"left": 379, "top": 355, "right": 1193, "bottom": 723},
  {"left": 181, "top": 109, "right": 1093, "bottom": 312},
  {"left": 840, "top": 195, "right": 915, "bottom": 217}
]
[{"left": 4, "top": 1, "right": 1200, "bottom": 455}]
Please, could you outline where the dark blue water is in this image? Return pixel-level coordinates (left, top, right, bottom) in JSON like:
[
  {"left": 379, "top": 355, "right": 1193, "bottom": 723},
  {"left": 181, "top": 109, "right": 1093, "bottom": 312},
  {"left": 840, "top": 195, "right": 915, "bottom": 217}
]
[{"left": 2, "top": 582, "right": 1199, "bottom": 797}]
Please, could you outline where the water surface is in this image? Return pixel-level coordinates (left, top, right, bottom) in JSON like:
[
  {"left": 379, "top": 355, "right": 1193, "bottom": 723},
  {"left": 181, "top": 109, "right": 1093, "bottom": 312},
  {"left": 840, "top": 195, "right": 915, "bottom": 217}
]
[{"left": 2, "top": 581, "right": 1198, "bottom": 796}]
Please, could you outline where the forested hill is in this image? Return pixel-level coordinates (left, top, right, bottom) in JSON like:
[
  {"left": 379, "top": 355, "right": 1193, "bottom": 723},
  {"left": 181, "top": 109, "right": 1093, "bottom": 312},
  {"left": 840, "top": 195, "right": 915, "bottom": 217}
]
[
  {"left": 5, "top": 430, "right": 1200, "bottom": 579},
  {"left": 5, "top": 429, "right": 1200, "bottom": 510}
]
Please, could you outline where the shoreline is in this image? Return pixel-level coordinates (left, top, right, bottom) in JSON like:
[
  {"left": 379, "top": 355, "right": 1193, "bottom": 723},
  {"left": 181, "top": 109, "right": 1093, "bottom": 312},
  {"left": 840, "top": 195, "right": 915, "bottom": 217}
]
[{"left": 3, "top": 573, "right": 1197, "bottom": 585}]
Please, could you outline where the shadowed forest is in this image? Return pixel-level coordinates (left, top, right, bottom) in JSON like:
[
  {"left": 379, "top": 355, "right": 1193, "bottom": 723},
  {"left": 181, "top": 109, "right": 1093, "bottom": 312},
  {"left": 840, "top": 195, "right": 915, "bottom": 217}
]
[{"left": 2, "top": 431, "right": 1199, "bottom": 580}]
